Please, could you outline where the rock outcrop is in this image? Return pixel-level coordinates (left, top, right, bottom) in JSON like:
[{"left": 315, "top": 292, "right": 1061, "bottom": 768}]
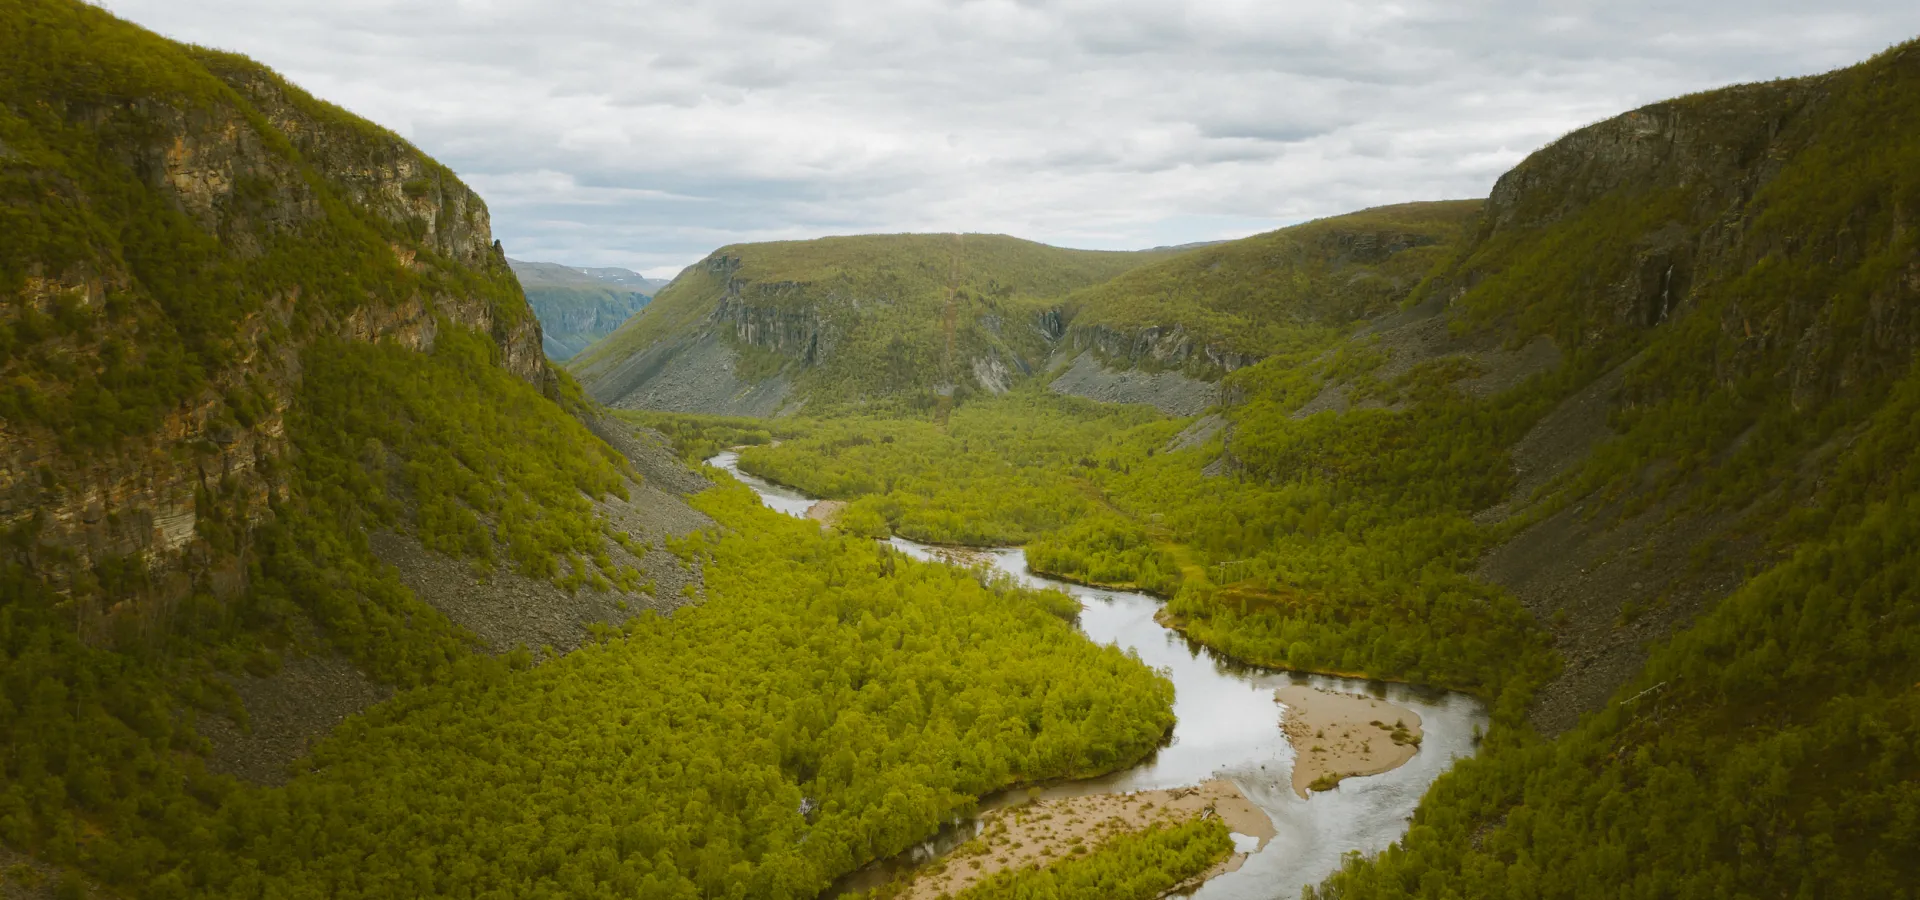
[{"left": 0, "top": 42, "right": 550, "bottom": 639}]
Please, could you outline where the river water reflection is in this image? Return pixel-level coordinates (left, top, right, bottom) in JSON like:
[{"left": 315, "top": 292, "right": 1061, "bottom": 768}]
[{"left": 708, "top": 451, "right": 1488, "bottom": 899}]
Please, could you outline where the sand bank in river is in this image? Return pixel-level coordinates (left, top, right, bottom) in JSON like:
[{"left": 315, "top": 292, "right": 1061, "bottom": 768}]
[
  {"left": 804, "top": 500, "right": 846, "bottom": 526},
  {"left": 895, "top": 779, "right": 1274, "bottom": 899},
  {"left": 1276, "top": 686, "right": 1424, "bottom": 798}
]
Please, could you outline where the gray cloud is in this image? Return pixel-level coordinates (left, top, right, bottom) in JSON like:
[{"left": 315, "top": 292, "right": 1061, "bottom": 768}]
[{"left": 100, "top": 0, "right": 1920, "bottom": 277}]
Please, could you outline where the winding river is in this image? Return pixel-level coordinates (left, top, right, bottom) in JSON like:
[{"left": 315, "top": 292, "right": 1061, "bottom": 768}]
[{"left": 707, "top": 451, "right": 1489, "bottom": 899}]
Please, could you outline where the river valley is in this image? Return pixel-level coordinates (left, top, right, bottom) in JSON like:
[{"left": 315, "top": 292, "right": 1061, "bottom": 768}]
[{"left": 708, "top": 451, "right": 1490, "bottom": 899}]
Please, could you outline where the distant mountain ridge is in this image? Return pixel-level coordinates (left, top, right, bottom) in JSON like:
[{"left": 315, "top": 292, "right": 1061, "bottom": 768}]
[
  {"left": 508, "top": 258, "right": 671, "bottom": 294},
  {"left": 567, "top": 233, "right": 1183, "bottom": 415},
  {"left": 566, "top": 207, "right": 1482, "bottom": 417},
  {"left": 507, "top": 257, "right": 666, "bottom": 360}
]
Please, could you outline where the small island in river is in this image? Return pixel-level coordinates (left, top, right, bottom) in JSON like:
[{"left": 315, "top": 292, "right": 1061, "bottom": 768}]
[{"left": 1276, "top": 685, "right": 1425, "bottom": 798}]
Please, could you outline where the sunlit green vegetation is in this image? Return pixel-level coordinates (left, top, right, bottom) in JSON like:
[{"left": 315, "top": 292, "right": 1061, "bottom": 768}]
[
  {"left": 738, "top": 357, "right": 1558, "bottom": 705},
  {"left": 738, "top": 392, "right": 1169, "bottom": 545},
  {"left": 617, "top": 409, "right": 806, "bottom": 464},
  {"left": 570, "top": 234, "right": 1179, "bottom": 412},
  {"left": 1059, "top": 201, "right": 1481, "bottom": 363}
]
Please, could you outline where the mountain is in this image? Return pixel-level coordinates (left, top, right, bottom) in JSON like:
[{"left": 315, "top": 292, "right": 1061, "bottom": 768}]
[
  {"left": 506, "top": 257, "right": 663, "bottom": 360},
  {"left": 567, "top": 208, "right": 1482, "bottom": 420},
  {"left": 567, "top": 233, "right": 1181, "bottom": 416},
  {"left": 11, "top": 0, "right": 1919, "bottom": 895}
]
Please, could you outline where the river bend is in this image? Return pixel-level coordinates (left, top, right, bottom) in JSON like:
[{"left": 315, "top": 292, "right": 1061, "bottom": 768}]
[{"left": 708, "top": 451, "right": 1488, "bottom": 899}]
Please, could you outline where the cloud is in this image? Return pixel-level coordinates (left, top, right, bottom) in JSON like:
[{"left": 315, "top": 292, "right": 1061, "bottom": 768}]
[{"left": 100, "top": 0, "right": 1920, "bottom": 278}]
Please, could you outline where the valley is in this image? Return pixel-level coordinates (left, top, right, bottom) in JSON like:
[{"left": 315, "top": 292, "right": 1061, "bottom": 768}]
[{"left": 3, "top": 1, "right": 1918, "bottom": 898}]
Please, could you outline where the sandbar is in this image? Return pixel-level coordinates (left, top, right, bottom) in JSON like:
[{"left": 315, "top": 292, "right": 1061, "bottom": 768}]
[
  {"left": 894, "top": 779, "right": 1273, "bottom": 899},
  {"left": 1275, "top": 685, "right": 1424, "bottom": 798},
  {"left": 804, "top": 499, "right": 846, "bottom": 526}
]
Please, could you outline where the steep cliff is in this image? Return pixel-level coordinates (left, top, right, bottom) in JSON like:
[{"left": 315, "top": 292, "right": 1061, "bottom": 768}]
[
  {"left": 0, "top": 0, "right": 568, "bottom": 640},
  {"left": 0, "top": 0, "right": 708, "bottom": 818},
  {"left": 568, "top": 233, "right": 1175, "bottom": 415},
  {"left": 507, "top": 258, "right": 658, "bottom": 360}
]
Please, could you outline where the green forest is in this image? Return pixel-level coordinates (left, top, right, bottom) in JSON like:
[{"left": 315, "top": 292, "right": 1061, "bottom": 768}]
[
  {"left": 208, "top": 482, "right": 1175, "bottom": 899},
  {"left": 732, "top": 359, "right": 1559, "bottom": 708},
  {"left": 710, "top": 34, "right": 1920, "bottom": 900},
  {"left": 3, "top": 470, "right": 1178, "bottom": 898},
  {"left": 1, "top": 4, "right": 1182, "bottom": 897}
]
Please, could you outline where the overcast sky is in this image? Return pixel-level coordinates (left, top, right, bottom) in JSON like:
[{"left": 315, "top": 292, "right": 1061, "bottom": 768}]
[{"left": 101, "top": 1, "right": 1920, "bottom": 278}]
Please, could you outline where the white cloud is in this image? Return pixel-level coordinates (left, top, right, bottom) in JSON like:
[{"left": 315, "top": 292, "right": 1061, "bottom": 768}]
[{"left": 101, "top": 0, "right": 1920, "bottom": 278}]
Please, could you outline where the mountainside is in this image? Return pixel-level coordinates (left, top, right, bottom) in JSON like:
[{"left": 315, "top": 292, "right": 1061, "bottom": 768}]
[
  {"left": 507, "top": 258, "right": 660, "bottom": 360},
  {"left": 0, "top": 0, "right": 713, "bottom": 885},
  {"left": 1061, "top": 200, "right": 1480, "bottom": 365},
  {"left": 568, "top": 233, "right": 1175, "bottom": 416},
  {"left": 1302, "top": 37, "right": 1920, "bottom": 899},
  {"left": 2, "top": 0, "right": 547, "bottom": 608},
  {"left": 1045, "top": 200, "right": 1483, "bottom": 413}
]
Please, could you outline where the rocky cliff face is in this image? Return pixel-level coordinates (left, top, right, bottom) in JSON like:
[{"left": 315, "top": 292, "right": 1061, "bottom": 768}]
[
  {"left": 530, "top": 294, "right": 648, "bottom": 338},
  {"left": 1057, "top": 323, "right": 1262, "bottom": 375},
  {"left": 0, "top": 38, "right": 549, "bottom": 638}
]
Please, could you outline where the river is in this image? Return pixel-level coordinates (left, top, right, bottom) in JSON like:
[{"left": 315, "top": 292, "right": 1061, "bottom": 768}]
[{"left": 707, "top": 451, "right": 1489, "bottom": 900}]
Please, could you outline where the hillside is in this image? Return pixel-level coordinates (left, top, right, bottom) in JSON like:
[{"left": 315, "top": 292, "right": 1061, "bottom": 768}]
[
  {"left": 0, "top": 0, "right": 713, "bottom": 788},
  {"left": 724, "top": 36, "right": 1920, "bottom": 899},
  {"left": 1304, "top": 37, "right": 1920, "bottom": 899},
  {"left": 1044, "top": 200, "right": 1482, "bottom": 413},
  {"left": 507, "top": 258, "right": 662, "bottom": 360},
  {"left": 1056, "top": 200, "right": 1481, "bottom": 368},
  {"left": 567, "top": 233, "right": 1174, "bottom": 416}
]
